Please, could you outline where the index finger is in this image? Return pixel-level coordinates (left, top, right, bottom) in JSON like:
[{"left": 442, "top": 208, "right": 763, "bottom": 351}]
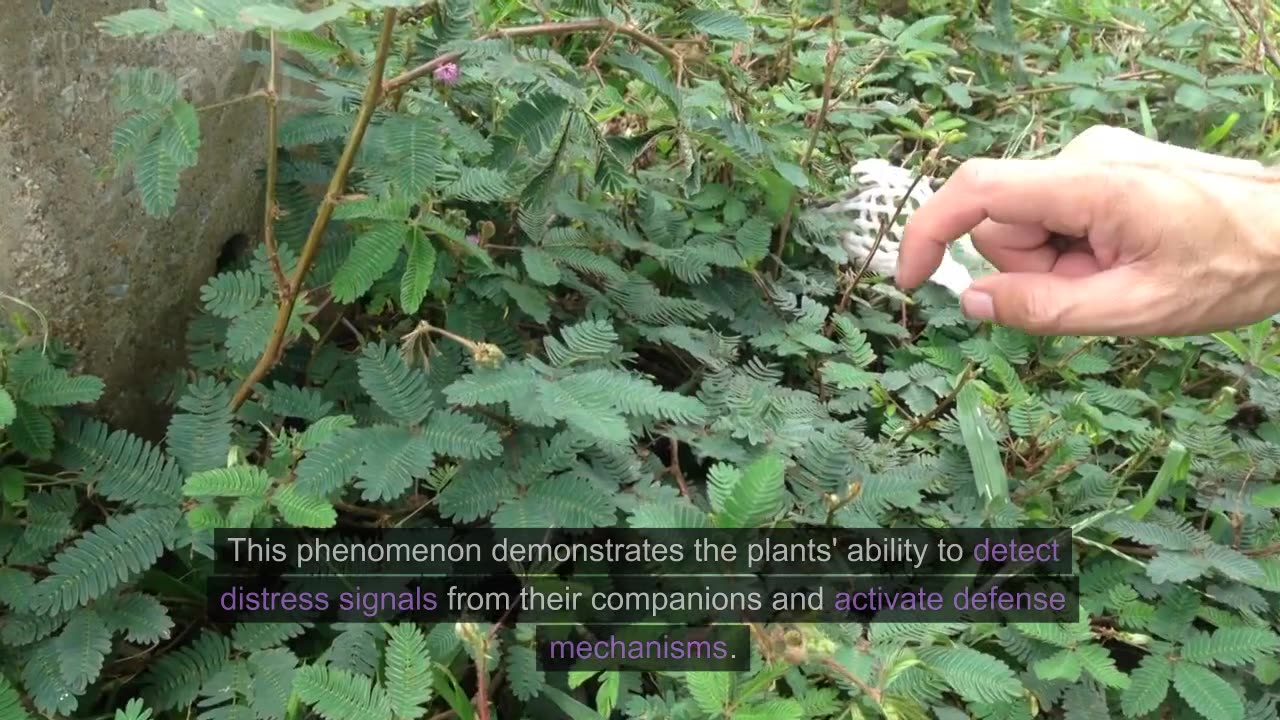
[{"left": 897, "top": 158, "right": 1115, "bottom": 289}]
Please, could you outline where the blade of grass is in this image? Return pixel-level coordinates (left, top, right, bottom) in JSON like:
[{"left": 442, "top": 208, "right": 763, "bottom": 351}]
[
  {"left": 1129, "top": 440, "right": 1189, "bottom": 520},
  {"left": 956, "top": 384, "right": 1009, "bottom": 512}
]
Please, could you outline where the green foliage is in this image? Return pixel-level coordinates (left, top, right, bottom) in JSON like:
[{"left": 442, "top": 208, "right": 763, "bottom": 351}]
[{"left": 4, "top": 0, "right": 1280, "bottom": 719}]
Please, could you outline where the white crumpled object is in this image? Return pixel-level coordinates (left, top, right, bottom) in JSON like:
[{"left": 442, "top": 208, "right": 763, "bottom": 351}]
[{"left": 821, "top": 159, "right": 982, "bottom": 297}]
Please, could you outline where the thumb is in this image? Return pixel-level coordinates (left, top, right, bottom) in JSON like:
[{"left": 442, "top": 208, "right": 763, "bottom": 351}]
[{"left": 959, "top": 269, "right": 1146, "bottom": 336}]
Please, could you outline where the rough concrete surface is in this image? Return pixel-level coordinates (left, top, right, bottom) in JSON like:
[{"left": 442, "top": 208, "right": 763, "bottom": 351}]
[{"left": 1, "top": 1, "right": 266, "bottom": 437}]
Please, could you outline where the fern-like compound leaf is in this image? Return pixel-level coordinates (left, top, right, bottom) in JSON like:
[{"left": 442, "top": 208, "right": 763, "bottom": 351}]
[
  {"left": 29, "top": 507, "right": 180, "bottom": 615},
  {"left": 201, "top": 270, "right": 264, "bottom": 319},
  {"left": 357, "top": 342, "right": 434, "bottom": 426},
  {"left": 354, "top": 426, "right": 434, "bottom": 502},
  {"left": 1171, "top": 662, "right": 1244, "bottom": 720},
  {"left": 1180, "top": 627, "right": 1280, "bottom": 667},
  {"left": 271, "top": 485, "right": 337, "bottom": 528},
  {"left": 437, "top": 467, "right": 517, "bottom": 523},
  {"left": 184, "top": 465, "right": 272, "bottom": 498},
  {"left": 420, "top": 409, "right": 501, "bottom": 460},
  {"left": 686, "top": 672, "right": 731, "bottom": 716},
  {"left": 56, "top": 416, "right": 183, "bottom": 506},
  {"left": 506, "top": 645, "right": 546, "bottom": 702},
  {"left": 400, "top": 227, "right": 436, "bottom": 315},
  {"left": 11, "top": 369, "right": 103, "bottom": 409},
  {"left": 6, "top": 401, "right": 55, "bottom": 460},
  {"left": 917, "top": 646, "right": 1022, "bottom": 706},
  {"left": 101, "top": 593, "right": 174, "bottom": 645},
  {"left": 232, "top": 622, "right": 309, "bottom": 653},
  {"left": 384, "top": 624, "right": 432, "bottom": 720},
  {"left": 1120, "top": 653, "right": 1171, "bottom": 718},
  {"left": 141, "top": 631, "right": 232, "bottom": 711},
  {"left": 381, "top": 114, "right": 443, "bottom": 198},
  {"left": 295, "top": 427, "right": 367, "bottom": 496},
  {"left": 166, "top": 377, "right": 234, "bottom": 475},
  {"left": 716, "top": 453, "right": 786, "bottom": 528},
  {"left": 54, "top": 608, "right": 113, "bottom": 692},
  {"left": 295, "top": 664, "right": 394, "bottom": 720},
  {"left": 0, "top": 674, "right": 33, "bottom": 720},
  {"left": 23, "top": 643, "right": 79, "bottom": 716},
  {"left": 333, "top": 222, "right": 407, "bottom": 304}
]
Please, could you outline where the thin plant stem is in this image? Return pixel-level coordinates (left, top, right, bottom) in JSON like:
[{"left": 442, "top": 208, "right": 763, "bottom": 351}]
[
  {"left": 231, "top": 10, "right": 401, "bottom": 411},
  {"left": 262, "top": 31, "right": 287, "bottom": 293},
  {"left": 196, "top": 90, "right": 266, "bottom": 113}
]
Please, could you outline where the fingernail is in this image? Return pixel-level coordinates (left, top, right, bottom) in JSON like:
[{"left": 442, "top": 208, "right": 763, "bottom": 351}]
[{"left": 961, "top": 290, "right": 995, "bottom": 321}]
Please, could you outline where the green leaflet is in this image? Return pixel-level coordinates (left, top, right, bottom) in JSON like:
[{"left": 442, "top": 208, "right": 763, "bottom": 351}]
[
  {"left": 1180, "top": 627, "right": 1280, "bottom": 667},
  {"left": 400, "top": 227, "right": 437, "bottom": 315},
  {"left": 0, "top": 671, "right": 32, "bottom": 717},
  {"left": 333, "top": 222, "right": 409, "bottom": 304},
  {"left": 686, "top": 672, "right": 732, "bottom": 716}
]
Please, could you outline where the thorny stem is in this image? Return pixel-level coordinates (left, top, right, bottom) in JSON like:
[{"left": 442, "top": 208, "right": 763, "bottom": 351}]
[
  {"left": 262, "top": 31, "right": 288, "bottom": 294},
  {"left": 821, "top": 656, "right": 883, "bottom": 705},
  {"left": 230, "top": 10, "right": 401, "bottom": 412},
  {"left": 475, "top": 612, "right": 513, "bottom": 720},
  {"left": 667, "top": 435, "right": 692, "bottom": 498},
  {"left": 891, "top": 362, "right": 978, "bottom": 445},
  {"left": 383, "top": 18, "right": 683, "bottom": 94}
]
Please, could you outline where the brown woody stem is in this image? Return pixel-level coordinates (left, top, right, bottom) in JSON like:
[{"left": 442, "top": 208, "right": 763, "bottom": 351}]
[{"left": 231, "top": 10, "right": 401, "bottom": 411}]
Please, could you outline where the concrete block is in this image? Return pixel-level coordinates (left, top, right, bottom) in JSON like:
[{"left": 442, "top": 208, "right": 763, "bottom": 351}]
[{"left": 0, "top": 0, "right": 266, "bottom": 436}]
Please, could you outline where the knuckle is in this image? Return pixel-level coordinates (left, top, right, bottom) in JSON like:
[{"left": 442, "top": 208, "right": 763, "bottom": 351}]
[{"left": 1017, "top": 287, "right": 1066, "bottom": 333}]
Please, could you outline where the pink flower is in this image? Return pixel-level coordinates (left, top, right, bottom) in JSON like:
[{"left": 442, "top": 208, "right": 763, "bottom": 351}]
[
  {"left": 434, "top": 62, "right": 460, "bottom": 85},
  {"left": 466, "top": 234, "right": 480, "bottom": 245}
]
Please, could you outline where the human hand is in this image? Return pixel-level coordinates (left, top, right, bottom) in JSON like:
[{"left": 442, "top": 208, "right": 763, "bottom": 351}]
[{"left": 896, "top": 125, "right": 1280, "bottom": 336}]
